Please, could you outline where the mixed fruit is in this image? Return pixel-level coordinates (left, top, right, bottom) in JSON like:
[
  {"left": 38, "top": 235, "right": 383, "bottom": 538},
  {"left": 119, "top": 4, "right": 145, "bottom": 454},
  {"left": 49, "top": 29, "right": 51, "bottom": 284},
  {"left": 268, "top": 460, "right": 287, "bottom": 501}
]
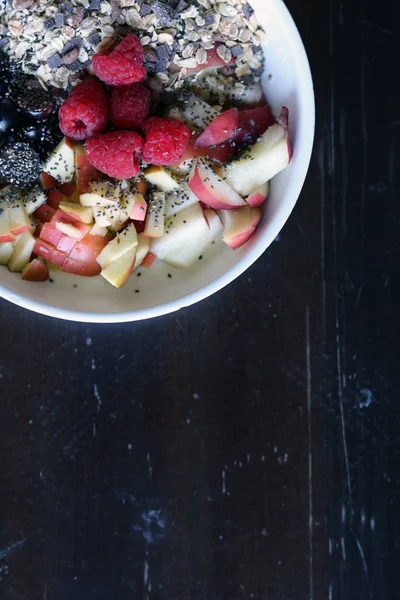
[{"left": 0, "top": 33, "right": 291, "bottom": 288}]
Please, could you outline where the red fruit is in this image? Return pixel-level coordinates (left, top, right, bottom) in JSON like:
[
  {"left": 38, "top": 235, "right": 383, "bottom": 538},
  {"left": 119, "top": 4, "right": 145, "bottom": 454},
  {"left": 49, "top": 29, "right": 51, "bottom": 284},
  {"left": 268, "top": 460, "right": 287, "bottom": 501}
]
[
  {"left": 62, "top": 257, "right": 101, "bottom": 277},
  {"left": 47, "top": 190, "right": 65, "bottom": 209},
  {"left": 22, "top": 259, "right": 49, "bottom": 282},
  {"left": 92, "top": 34, "right": 146, "bottom": 86},
  {"left": 182, "top": 45, "right": 235, "bottom": 78},
  {"left": 231, "top": 106, "right": 274, "bottom": 147},
  {"left": 195, "top": 108, "right": 239, "bottom": 148},
  {"left": 85, "top": 131, "right": 144, "bottom": 179},
  {"left": 110, "top": 83, "right": 151, "bottom": 131},
  {"left": 33, "top": 204, "right": 55, "bottom": 223},
  {"left": 143, "top": 117, "right": 190, "bottom": 166},
  {"left": 33, "top": 239, "right": 66, "bottom": 267},
  {"left": 59, "top": 80, "right": 109, "bottom": 141}
]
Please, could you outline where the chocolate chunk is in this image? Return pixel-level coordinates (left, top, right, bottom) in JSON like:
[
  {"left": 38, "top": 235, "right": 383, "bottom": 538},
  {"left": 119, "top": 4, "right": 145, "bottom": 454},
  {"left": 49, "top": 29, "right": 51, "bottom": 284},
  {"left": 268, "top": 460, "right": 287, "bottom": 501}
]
[
  {"left": 44, "top": 18, "right": 56, "bottom": 30},
  {"left": 144, "top": 61, "right": 157, "bottom": 74},
  {"left": 156, "top": 59, "right": 168, "bottom": 73},
  {"left": 143, "top": 47, "right": 158, "bottom": 63},
  {"left": 87, "top": 33, "right": 101, "bottom": 46},
  {"left": 140, "top": 4, "right": 153, "bottom": 16},
  {"left": 70, "top": 37, "right": 83, "bottom": 49},
  {"left": 0, "top": 38, "right": 9, "bottom": 50},
  {"left": 80, "top": 60, "right": 91, "bottom": 69},
  {"left": 62, "top": 48, "right": 79, "bottom": 65},
  {"left": 242, "top": 2, "right": 254, "bottom": 19},
  {"left": 69, "top": 60, "right": 82, "bottom": 73},
  {"left": 54, "top": 13, "right": 65, "bottom": 27},
  {"left": 89, "top": 0, "right": 101, "bottom": 8},
  {"left": 47, "top": 54, "right": 63, "bottom": 69},
  {"left": 153, "top": 0, "right": 178, "bottom": 26},
  {"left": 231, "top": 45, "right": 243, "bottom": 58},
  {"left": 156, "top": 44, "right": 172, "bottom": 61},
  {"left": 204, "top": 12, "right": 215, "bottom": 26},
  {"left": 175, "top": 0, "right": 188, "bottom": 11}
]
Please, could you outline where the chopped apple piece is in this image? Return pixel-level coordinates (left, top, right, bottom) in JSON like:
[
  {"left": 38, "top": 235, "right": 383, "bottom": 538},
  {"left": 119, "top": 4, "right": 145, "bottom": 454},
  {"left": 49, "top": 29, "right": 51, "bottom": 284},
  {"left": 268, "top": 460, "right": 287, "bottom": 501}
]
[
  {"left": 100, "top": 246, "right": 137, "bottom": 288},
  {"left": 219, "top": 205, "right": 262, "bottom": 249},
  {"left": 222, "top": 108, "right": 291, "bottom": 196},
  {"left": 8, "top": 201, "right": 31, "bottom": 235},
  {"left": 79, "top": 192, "right": 113, "bottom": 207},
  {"left": 55, "top": 221, "right": 91, "bottom": 240},
  {"left": 62, "top": 257, "right": 101, "bottom": 277},
  {"left": 182, "top": 45, "right": 235, "bottom": 78},
  {"left": 165, "top": 185, "right": 199, "bottom": 218},
  {"left": 195, "top": 108, "right": 238, "bottom": 148},
  {"left": 22, "top": 258, "right": 49, "bottom": 282},
  {"left": 246, "top": 181, "right": 270, "bottom": 208},
  {"left": 182, "top": 96, "right": 221, "bottom": 130},
  {"left": 0, "top": 207, "right": 14, "bottom": 242},
  {"left": 150, "top": 203, "right": 212, "bottom": 267},
  {"left": 90, "top": 223, "right": 108, "bottom": 237},
  {"left": 96, "top": 223, "right": 138, "bottom": 269},
  {"left": 75, "top": 143, "right": 101, "bottom": 193},
  {"left": 89, "top": 180, "right": 121, "bottom": 204},
  {"left": 8, "top": 231, "right": 36, "bottom": 272},
  {"left": 23, "top": 186, "right": 47, "bottom": 216},
  {"left": 122, "top": 186, "right": 145, "bottom": 219},
  {"left": 0, "top": 241, "right": 14, "bottom": 265},
  {"left": 144, "top": 192, "right": 165, "bottom": 238},
  {"left": 39, "top": 172, "right": 58, "bottom": 190},
  {"left": 188, "top": 158, "right": 246, "bottom": 210},
  {"left": 59, "top": 201, "right": 94, "bottom": 224},
  {"left": 144, "top": 166, "right": 181, "bottom": 192},
  {"left": 131, "top": 193, "right": 148, "bottom": 221},
  {"left": 134, "top": 233, "right": 150, "bottom": 269},
  {"left": 43, "top": 137, "right": 75, "bottom": 184}
]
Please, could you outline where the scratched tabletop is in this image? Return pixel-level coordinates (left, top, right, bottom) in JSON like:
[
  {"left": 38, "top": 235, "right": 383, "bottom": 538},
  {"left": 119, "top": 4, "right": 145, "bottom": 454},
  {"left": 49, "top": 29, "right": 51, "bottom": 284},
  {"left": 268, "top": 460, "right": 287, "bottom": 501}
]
[{"left": 1, "top": 0, "right": 399, "bottom": 598}]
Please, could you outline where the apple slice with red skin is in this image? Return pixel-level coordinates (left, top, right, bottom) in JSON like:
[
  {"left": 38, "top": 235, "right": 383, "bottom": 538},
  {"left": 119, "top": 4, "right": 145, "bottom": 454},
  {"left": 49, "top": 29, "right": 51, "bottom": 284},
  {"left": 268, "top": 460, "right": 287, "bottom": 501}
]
[
  {"left": 133, "top": 233, "right": 150, "bottom": 269},
  {"left": 75, "top": 143, "right": 102, "bottom": 193},
  {"left": 59, "top": 182, "right": 76, "bottom": 197},
  {"left": 68, "top": 234, "right": 107, "bottom": 263},
  {"left": 195, "top": 108, "right": 238, "bottom": 149},
  {"left": 219, "top": 206, "right": 262, "bottom": 250},
  {"left": 8, "top": 231, "right": 36, "bottom": 272},
  {"left": 57, "top": 234, "right": 77, "bottom": 255},
  {"left": 59, "top": 201, "right": 93, "bottom": 224},
  {"left": 47, "top": 190, "right": 66, "bottom": 209},
  {"left": 22, "top": 259, "right": 49, "bottom": 282},
  {"left": 231, "top": 105, "right": 275, "bottom": 147},
  {"left": 246, "top": 181, "right": 270, "bottom": 208},
  {"left": 0, "top": 208, "right": 14, "bottom": 242},
  {"left": 55, "top": 221, "right": 91, "bottom": 241},
  {"left": 39, "top": 172, "right": 58, "bottom": 191},
  {"left": 40, "top": 222, "right": 64, "bottom": 247},
  {"left": 9, "top": 202, "right": 32, "bottom": 236},
  {"left": 51, "top": 208, "right": 79, "bottom": 226},
  {"left": 182, "top": 46, "right": 235, "bottom": 78},
  {"left": 142, "top": 252, "right": 157, "bottom": 268},
  {"left": 62, "top": 257, "right": 101, "bottom": 277},
  {"left": 33, "top": 239, "right": 67, "bottom": 266},
  {"left": 130, "top": 193, "right": 147, "bottom": 222},
  {"left": 100, "top": 246, "right": 137, "bottom": 288},
  {"left": 188, "top": 158, "right": 246, "bottom": 210},
  {"left": 276, "top": 106, "right": 292, "bottom": 161},
  {"left": 0, "top": 241, "right": 14, "bottom": 265}
]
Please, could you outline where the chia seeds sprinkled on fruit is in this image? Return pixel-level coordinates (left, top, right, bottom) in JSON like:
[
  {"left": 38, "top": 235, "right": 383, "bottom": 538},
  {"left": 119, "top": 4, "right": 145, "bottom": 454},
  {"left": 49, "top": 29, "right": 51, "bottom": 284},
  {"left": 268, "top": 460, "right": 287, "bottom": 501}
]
[{"left": 0, "top": 141, "right": 41, "bottom": 186}]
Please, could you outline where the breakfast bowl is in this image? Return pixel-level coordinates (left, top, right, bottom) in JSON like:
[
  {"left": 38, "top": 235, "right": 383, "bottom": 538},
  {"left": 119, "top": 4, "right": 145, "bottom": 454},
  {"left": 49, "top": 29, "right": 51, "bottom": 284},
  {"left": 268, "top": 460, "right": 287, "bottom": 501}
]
[{"left": 0, "top": 0, "right": 314, "bottom": 323}]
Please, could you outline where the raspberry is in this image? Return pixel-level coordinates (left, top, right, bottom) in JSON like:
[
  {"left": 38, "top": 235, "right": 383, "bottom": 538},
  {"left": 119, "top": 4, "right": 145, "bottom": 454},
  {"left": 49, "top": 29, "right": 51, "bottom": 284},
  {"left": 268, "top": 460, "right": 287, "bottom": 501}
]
[
  {"left": 85, "top": 131, "right": 144, "bottom": 179},
  {"left": 58, "top": 80, "right": 108, "bottom": 141},
  {"left": 110, "top": 83, "right": 151, "bottom": 131},
  {"left": 142, "top": 117, "right": 191, "bottom": 165},
  {"left": 92, "top": 34, "right": 147, "bottom": 86}
]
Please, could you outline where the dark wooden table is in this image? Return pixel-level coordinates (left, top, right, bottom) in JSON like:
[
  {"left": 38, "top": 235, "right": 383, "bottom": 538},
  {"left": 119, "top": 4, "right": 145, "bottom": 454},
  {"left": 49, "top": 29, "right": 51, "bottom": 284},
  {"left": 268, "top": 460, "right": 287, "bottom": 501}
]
[{"left": 1, "top": 0, "right": 399, "bottom": 598}]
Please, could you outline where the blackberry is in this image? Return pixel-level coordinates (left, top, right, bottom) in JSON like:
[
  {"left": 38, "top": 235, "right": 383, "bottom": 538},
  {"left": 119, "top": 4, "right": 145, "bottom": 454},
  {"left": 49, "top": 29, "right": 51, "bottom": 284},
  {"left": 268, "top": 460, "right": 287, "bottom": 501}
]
[
  {"left": 0, "top": 98, "right": 21, "bottom": 139},
  {"left": 21, "top": 122, "right": 63, "bottom": 160},
  {"left": 0, "top": 142, "right": 41, "bottom": 187},
  {"left": 11, "top": 77, "right": 56, "bottom": 122}
]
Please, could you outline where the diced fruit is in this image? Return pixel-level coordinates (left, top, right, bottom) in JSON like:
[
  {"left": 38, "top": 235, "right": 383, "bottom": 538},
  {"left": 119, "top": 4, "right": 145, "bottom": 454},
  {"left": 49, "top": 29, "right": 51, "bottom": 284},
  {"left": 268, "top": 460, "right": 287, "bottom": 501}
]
[
  {"left": 22, "top": 258, "right": 49, "bottom": 282},
  {"left": 93, "top": 203, "right": 129, "bottom": 232},
  {"left": 164, "top": 185, "right": 199, "bottom": 218},
  {"left": 23, "top": 186, "right": 46, "bottom": 215},
  {"left": 0, "top": 208, "right": 14, "bottom": 242},
  {"left": 39, "top": 171, "right": 58, "bottom": 190},
  {"left": 51, "top": 208, "right": 79, "bottom": 225},
  {"left": 195, "top": 108, "right": 238, "bottom": 148},
  {"left": 188, "top": 158, "right": 246, "bottom": 210},
  {"left": 96, "top": 223, "right": 138, "bottom": 269},
  {"left": 47, "top": 190, "right": 65, "bottom": 209},
  {"left": 169, "top": 157, "right": 195, "bottom": 176},
  {"left": 133, "top": 233, "right": 150, "bottom": 269},
  {"left": 100, "top": 246, "right": 137, "bottom": 288},
  {"left": 160, "top": 208, "right": 222, "bottom": 268},
  {"left": 246, "top": 182, "right": 270, "bottom": 208},
  {"left": 33, "top": 203, "right": 55, "bottom": 223},
  {"left": 276, "top": 106, "right": 292, "bottom": 161},
  {"left": 59, "top": 182, "right": 76, "bottom": 197},
  {"left": 40, "top": 222, "right": 63, "bottom": 247},
  {"left": 181, "top": 96, "right": 220, "bottom": 130},
  {"left": 223, "top": 81, "right": 263, "bottom": 107},
  {"left": 150, "top": 203, "right": 216, "bottom": 268},
  {"left": 136, "top": 178, "right": 147, "bottom": 198},
  {"left": 89, "top": 180, "right": 122, "bottom": 204},
  {"left": 0, "top": 241, "right": 13, "bottom": 265},
  {"left": 222, "top": 108, "right": 291, "bottom": 196},
  {"left": 144, "top": 192, "right": 165, "bottom": 238},
  {"left": 219, "top": 205, "right": 262, "bottom": 249},
  {"left": 232, "top": 106, "right": 274, "bottom": 147},
  {"left": 8, "top": 230, "right": 35, "bottom": 272},
  {"left": 57, "top": 235, "right": 77, "bottom": 255},
  {"left": 43, "top": 137, "right": 75, "bottom": 184},
  {"left": 182, "top": 46, "right": 235, "bottom": 78},
  {"left": 80, "top": 192, "right": 112, "bottom": 207},
  {"left": 90, "top": 223, "right": 108, "bottom": 237},
  {"left": 62, "top": 257, "right": 101, "bottom": 277},
  {"left": 142, "top": 252, "right": 157, "bottom": 268},
  {"left": 55, "top": 221, "right": 91, "bottom": 240},
  {"left": 75, "top": 143, "right": 102, "bottom": 193},
  {"left": 8, "top": 201, "right": 31, "bottom": 235},
  {"left": 130, "top": 193, "right": 147, "bottom": 221},
  {"left": 68, "top": 234, "right": 107, "bottom": 263},
  {"left": 33, "top": 239, "right": 66, "bottom": 266},
  {"left": 144, "top": 166, "right": 180, "bottom": 192},
  {"left": 59, "top": 201, "right": 93, "bottom": 224}
]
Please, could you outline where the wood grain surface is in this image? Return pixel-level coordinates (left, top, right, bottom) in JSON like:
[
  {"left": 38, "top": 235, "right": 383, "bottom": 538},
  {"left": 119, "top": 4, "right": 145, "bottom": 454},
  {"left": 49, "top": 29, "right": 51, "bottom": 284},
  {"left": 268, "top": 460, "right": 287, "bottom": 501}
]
[{"left": 1, "top": 0, "right": 399, "bottom": 598}]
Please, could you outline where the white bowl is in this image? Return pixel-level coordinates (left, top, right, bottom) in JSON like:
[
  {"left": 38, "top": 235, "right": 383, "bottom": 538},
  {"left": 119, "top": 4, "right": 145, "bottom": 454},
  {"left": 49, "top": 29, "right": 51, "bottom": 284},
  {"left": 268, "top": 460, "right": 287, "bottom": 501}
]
[{"left": 0, "top": 0, "right": 315, "bottom": 323}]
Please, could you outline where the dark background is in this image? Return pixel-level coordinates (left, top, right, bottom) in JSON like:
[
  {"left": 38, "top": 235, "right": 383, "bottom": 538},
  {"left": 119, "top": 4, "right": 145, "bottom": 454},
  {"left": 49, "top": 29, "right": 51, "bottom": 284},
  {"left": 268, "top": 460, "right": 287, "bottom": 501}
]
[{"left": 1, "top": 0, "right": 399, "bottom": 598}]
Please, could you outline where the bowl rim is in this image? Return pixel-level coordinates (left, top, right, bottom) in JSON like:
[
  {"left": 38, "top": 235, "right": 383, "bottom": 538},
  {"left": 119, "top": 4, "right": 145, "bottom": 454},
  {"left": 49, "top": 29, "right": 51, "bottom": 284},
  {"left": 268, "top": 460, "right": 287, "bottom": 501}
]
[{"left": 0, "top": 0, "right": 315, "bottom": 323}]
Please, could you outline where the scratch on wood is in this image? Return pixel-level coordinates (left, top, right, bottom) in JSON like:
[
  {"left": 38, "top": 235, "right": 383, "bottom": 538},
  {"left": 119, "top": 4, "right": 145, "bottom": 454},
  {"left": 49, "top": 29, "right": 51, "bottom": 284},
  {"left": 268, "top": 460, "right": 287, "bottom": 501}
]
[{"left": 0, "top": 538, "right": 26, "bottom": 559}]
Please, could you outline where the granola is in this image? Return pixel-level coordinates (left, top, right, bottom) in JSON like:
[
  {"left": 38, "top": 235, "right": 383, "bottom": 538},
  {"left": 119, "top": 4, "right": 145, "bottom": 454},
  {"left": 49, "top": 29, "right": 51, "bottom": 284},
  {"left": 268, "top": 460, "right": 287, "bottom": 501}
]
[{"left": 0, "top": 0, "right": 265, "bottom": 90}]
